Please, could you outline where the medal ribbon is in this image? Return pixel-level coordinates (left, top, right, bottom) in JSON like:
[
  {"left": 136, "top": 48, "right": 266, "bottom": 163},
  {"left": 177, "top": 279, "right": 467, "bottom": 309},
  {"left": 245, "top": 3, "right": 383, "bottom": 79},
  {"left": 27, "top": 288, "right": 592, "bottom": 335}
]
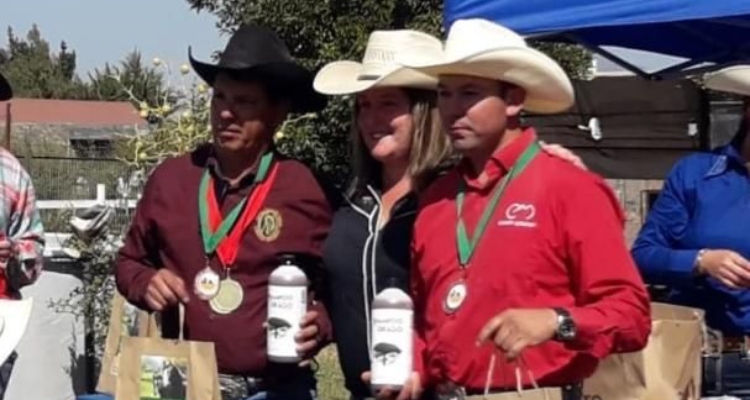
[
  {"left": 198, "top": 152, "right": 277, "bottom": 268},
  {"left": 456, "top": 141, "right": 541, "bottom": 266}
]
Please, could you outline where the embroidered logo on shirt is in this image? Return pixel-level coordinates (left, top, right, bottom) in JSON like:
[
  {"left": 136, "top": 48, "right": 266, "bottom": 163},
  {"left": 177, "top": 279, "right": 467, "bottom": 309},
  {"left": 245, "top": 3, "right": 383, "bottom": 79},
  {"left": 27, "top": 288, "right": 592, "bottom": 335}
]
[
  {"left": 498, "top": 203, "right": 537, "bottom": 228},
  {"left": 254, "top": 208, "right": 283, "bottom": 242}
]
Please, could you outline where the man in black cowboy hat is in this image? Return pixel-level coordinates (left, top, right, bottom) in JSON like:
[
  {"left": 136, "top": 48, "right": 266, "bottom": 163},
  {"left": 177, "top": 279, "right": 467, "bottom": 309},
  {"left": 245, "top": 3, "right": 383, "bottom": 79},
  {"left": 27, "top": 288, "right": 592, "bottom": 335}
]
[{"left": 115, "top": 25, "right": 333, "bottom": 400}]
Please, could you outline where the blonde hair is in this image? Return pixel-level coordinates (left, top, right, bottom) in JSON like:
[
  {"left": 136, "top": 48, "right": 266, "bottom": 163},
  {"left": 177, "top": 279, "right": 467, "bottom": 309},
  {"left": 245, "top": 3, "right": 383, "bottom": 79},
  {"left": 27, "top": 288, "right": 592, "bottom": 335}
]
[{"left": 347, "top": 88, "right": 454, "bottom": 197}]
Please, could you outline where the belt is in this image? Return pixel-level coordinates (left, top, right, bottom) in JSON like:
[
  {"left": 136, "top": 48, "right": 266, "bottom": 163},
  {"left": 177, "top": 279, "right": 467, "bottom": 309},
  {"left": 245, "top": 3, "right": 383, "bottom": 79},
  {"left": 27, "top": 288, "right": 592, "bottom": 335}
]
[
  {"left": 218, "top": 374, "right": 268, "bottom": 400},
  {"left": 721, "top": 336, "right": 750, "bottom": 354},
  {"left": 432, "top": 382, "right": 582, "bottom": 400},
  {"left": 704, "top": 330, "right": 750, "bottom": 356}
]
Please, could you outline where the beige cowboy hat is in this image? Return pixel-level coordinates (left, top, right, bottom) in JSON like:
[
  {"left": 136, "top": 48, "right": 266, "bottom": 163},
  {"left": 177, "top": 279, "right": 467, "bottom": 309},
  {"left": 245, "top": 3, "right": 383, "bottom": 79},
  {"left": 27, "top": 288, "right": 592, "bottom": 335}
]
[
  {"left": 703, "top": 65, "right": 750, "bottom": 97},
  {"left": 400, "top": 19, "right": 575, "bottom": 114},
  {"left": 0, "top": 297, "right": 33, "bottom": 365},
  {"left": 313, "top": 29, "right": 442, "bottom": 95}
]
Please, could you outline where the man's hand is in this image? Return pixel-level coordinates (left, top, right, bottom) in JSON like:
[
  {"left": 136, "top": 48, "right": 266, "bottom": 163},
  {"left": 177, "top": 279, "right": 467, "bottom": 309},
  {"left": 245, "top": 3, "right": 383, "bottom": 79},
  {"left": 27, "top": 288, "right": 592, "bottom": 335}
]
[
  {"left": 295, "top": 310, "right": 322, "bottom": 367},
  {"left": 476, "top": 308, "right": 558, "bottom": 360},
  {"left": 539, "top": 141, "right": 587, "bottom": 171},
  {"left": 361, "top": 371, "right": 422, "bottom": 400},
  {"left": 145, "top": 269, "right": 190, "bottom": 311},
  {"left": 697, "top": 249, "right": 750, "bottom": 289}
]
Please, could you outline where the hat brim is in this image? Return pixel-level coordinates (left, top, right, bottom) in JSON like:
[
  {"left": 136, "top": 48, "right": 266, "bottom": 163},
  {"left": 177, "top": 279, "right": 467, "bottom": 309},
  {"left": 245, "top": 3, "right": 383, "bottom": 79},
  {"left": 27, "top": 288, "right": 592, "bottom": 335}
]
[
  {"left": 0, "top": 298, "right": 33, "bottom": 365},
  {"left": 188, "top": 50, "right": 327, "bottom": 114},
  {"left": 404, "top": 47, "right": 574, "bottom": 114},
  {"left": 313, "top": 60, "right": 438, "bottom": 95},
  {"left": 0, "top": 73, "right": 12, "bottom": 101},
  {"left": 703, "top": 66, "right": 750, "bottom": 98}
]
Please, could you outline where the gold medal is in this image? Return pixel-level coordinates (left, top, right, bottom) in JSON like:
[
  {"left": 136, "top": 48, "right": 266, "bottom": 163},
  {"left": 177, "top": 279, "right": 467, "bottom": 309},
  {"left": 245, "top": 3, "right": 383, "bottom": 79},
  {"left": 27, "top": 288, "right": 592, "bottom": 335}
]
[
  {"left": 209, "top": 277, "right": 244, "bottom": 314},
  {"left": 194, "top": 266, "right": 221, "bottom": 300},
  {"left": 443, "top": 281, "right": 467, "bottom": 314}
]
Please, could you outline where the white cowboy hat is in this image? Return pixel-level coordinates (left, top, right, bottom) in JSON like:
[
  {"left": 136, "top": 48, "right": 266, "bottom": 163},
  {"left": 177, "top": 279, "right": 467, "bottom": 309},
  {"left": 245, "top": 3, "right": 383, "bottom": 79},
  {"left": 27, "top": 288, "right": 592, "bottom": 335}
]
[
  {"left": 313, "top": 29, "right": 442, "bottom": 95},
  {"left": 400, "top": 19, "right": 575, "bottom": 114},
  {"left": 703, "top": 65, "right": 750, "bottom": 97},
  {"left": 0, "top": 297, "right": 33, "bottom": 365}
]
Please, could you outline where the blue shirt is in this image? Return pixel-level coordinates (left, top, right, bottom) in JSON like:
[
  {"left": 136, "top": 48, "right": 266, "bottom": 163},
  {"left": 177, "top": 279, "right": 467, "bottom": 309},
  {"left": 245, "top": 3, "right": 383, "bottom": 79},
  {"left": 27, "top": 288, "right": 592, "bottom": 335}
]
[{"left": 632, "top": 143, "right": 750, "bottom": 334}]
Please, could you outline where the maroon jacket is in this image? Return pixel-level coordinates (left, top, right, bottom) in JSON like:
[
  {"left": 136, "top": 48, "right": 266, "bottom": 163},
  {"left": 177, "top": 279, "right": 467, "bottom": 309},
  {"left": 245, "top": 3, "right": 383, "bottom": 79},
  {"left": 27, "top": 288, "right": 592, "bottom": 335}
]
[{"left": 115, "top": 144, "right": 333, "bottom": 377}]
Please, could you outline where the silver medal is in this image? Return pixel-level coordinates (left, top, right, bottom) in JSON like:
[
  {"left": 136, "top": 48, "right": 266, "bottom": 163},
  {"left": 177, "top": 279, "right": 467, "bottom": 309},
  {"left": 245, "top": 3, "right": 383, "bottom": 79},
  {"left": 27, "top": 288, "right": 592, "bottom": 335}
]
[
  {"left": 194, "top": 267, "right": 221, "bottom": 300},
  {"left": 443, "top": 281, "right": 468, "bottom": 313}
]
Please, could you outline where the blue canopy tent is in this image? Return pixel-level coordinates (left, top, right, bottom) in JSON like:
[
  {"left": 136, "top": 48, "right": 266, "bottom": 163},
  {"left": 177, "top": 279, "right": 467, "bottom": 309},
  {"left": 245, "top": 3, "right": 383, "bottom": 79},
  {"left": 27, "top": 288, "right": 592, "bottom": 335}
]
[{"left": 444, "top": 0, "right": 750, "bottom": 79}]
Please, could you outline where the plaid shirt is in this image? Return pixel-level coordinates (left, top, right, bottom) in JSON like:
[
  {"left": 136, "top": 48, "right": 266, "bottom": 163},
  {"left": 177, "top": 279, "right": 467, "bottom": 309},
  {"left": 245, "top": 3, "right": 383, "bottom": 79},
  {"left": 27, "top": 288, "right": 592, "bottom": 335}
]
[{"left": 0, "top": 148, "right": 44, "bottom": 297}]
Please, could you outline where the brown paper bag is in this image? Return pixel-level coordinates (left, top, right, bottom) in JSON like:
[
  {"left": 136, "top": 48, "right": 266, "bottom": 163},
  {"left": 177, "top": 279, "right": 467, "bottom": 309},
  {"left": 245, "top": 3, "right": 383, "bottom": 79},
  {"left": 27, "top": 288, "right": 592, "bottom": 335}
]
[
  {"left": 96, "top": 291, "right": 151, "bottom": 394},
  {"left": 464, "top": 355, "right": 563, "bottom": 400},
  {"left": 583, "top": 302, "right": 704, "bottom": 400},
  {"left": 115, "top": 306, "right": 222, "bottom": 400},
  {"left": 470, "top": 387, "right": 563, "bottom": 400}
]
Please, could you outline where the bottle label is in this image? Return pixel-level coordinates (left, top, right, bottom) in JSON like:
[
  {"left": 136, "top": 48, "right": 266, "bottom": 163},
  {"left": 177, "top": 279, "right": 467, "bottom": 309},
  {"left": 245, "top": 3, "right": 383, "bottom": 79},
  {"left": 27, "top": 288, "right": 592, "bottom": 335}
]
[
  {"left": 267, "top": 285, "right": 307, "bottom": 358},
  {"left": 371, "top": 308, "right": 413, "bottom": 387}
]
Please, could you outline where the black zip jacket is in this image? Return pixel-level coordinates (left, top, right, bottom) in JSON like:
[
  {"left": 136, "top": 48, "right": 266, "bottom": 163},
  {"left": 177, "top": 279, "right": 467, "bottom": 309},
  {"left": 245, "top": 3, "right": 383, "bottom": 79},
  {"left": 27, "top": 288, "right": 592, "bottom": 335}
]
[{"left": 321, "top": 185, "right": 416, "bottom": 397}]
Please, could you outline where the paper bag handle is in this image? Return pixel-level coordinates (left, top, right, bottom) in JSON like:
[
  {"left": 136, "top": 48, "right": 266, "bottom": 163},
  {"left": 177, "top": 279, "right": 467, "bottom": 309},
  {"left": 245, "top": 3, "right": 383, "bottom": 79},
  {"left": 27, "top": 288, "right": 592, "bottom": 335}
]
[
  {"left": 484, "top": 352, "right": 548, "bottom": 399},
  {"left": 146, "top": 303, "right": 186, "bottom": 340}
]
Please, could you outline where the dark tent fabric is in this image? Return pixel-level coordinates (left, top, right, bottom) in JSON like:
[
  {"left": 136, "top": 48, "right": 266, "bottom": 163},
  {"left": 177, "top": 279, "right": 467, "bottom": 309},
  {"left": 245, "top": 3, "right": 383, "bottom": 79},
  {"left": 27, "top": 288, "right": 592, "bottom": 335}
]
[
  {"left": 443, "top": 0, "right": 750, "bottom": 78},
  {"left": 526, "top": 76, "right": 707, "bottom": 179}
]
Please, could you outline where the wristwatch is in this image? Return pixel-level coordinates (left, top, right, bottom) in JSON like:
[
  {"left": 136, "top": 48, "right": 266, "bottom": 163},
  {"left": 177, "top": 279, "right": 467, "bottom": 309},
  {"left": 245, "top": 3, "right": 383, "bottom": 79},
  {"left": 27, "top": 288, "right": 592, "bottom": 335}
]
[
  {"left": 553, "top": 307, "right": 576, "bottom": 342},
  {"left": 692, "top": 249, "right": 708, "bottom": 276}
]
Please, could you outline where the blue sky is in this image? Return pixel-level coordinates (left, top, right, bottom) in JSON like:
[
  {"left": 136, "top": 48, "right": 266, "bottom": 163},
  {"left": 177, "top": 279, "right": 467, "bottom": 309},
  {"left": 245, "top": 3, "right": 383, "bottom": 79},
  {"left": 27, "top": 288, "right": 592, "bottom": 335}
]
[{"left": 1, "top": 0, "right": 226, "bottom": 79}]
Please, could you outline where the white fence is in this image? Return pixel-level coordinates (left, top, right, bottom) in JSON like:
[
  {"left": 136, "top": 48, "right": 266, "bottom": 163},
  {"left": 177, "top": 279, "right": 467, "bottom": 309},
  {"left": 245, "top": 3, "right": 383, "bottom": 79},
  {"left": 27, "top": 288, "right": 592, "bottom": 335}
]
[
  {"left": 7, "top": 183, "right": 140, "bottom": 400},
  {"left": 37, "top": 183, "right": 138, "bottom": 258}
]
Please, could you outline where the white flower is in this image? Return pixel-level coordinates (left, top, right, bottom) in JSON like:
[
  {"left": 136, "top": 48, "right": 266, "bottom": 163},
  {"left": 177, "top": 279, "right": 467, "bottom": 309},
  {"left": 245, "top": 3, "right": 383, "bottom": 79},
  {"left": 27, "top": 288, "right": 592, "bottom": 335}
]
[
  {"left": 180, "top": 64, "right": 190, "bottom": 74},
  {"left": 152, "top": 57, "right": 162, "bottom": 66}
]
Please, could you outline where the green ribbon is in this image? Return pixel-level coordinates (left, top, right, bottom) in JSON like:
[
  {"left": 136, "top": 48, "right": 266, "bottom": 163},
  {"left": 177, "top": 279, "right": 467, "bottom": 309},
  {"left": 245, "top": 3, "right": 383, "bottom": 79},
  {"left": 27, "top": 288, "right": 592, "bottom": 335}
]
[
  {"left": 456, "top": 142, "right": 541, "bottom": 266},
  {"left": 198, "top": 152, "right": 273, "bottom": 255}
]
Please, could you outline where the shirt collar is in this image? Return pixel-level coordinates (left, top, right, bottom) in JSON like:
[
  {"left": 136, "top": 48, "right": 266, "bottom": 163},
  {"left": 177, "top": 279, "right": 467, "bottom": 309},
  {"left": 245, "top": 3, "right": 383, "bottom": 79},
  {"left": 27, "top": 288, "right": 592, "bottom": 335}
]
[
  {"left": 704, "top": 143, "right": 745, "bottom": 179},
  {"left": 348, "top": 185, "right": 418, "bottom": 219},
  {"left": 204, "top": 145, "right": 274, "bottom": 188},
  {"left": 458, "top": 128, "right": 537, "bottom": 190}
]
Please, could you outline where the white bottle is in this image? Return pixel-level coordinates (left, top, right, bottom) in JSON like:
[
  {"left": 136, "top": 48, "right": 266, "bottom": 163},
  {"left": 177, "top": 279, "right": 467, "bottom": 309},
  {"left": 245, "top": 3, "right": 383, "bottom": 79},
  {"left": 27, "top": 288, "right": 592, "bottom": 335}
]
[
  {"left": 370, "top": 278, "right": 414, "bottom": 391},
  {"left": 267, "top": 254, "right": 308, "bottom": 363}
]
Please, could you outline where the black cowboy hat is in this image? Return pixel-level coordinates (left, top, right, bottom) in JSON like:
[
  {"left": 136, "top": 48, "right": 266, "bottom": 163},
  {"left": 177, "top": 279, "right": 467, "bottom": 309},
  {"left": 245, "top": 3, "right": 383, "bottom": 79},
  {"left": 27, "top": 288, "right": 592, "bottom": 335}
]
[
  {"left": 0, "top": 72, "right": 12, "bottom": 101},
  {"left": 188, "top": 24, "right": 327, "bottom": 113}
]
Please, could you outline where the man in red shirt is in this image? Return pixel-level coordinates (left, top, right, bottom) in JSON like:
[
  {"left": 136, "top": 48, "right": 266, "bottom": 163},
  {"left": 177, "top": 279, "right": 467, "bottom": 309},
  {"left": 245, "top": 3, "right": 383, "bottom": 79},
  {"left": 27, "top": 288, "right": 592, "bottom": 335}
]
[{"left": 384, "top": 19, "right": 651, "bottom": 400}]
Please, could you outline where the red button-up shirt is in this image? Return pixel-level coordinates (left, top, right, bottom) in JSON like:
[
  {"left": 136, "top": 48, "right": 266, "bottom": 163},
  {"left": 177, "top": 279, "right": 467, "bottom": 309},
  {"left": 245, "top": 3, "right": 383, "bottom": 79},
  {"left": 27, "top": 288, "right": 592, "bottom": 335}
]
[{"left": 411, "top": 129, "right": 651, "bottom": 391}]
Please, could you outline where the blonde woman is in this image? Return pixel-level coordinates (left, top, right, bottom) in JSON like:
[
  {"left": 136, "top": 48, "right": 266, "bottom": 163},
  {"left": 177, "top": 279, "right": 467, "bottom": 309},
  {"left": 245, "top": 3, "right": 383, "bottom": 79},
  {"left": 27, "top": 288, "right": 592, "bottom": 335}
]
[{"left": 313, "top": 29, "right": 584, "bottom": 400}]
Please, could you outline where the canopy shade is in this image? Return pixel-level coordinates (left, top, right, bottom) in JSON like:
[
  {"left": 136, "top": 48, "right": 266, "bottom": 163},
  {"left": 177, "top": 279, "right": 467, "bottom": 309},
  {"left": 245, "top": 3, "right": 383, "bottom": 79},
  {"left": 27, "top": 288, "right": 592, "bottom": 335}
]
[{"left": 444, "top": 0, "right": 750, "bottom": 78}]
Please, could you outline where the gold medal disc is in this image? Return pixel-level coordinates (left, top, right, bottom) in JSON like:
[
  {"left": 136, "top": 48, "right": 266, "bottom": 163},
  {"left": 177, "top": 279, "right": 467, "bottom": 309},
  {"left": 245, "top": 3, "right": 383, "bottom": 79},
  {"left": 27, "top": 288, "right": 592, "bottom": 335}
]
[{"left": 210, "top": 277, "right": 244, "bottom": 314}]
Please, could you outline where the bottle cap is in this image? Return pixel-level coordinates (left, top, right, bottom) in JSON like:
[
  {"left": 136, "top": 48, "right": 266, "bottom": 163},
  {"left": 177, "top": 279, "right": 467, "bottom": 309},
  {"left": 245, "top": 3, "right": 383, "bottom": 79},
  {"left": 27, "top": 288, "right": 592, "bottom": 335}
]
[{"left": 278, "top": 253, "right": 296, "bottom": 265}]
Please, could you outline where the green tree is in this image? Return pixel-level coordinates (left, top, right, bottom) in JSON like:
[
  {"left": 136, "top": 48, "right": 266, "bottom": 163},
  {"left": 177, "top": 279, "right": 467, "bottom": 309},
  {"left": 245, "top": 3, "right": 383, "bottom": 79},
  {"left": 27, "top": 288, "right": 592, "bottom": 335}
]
[
  {"left": 86, "top": 50, "right": 169, "bottom": 106},
  {"left": 186, "top": 0, "right": 592, "bottom": 188},
  {"left": 0, "top": 25, "right": 89, "bottom": 99}
]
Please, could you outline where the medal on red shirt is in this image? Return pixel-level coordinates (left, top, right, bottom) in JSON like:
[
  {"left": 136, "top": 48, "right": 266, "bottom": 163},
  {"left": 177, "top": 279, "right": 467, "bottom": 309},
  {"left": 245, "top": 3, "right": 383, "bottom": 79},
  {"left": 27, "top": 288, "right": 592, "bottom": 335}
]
[
  {"left": 196, "top": 152, "right": 278, "bottom": 314},
  {"left": 449, "top": 142, "right": 540, "bottom": 314},
  {"left": 443, "top": 280, "right": 468, "bottom": 313}
]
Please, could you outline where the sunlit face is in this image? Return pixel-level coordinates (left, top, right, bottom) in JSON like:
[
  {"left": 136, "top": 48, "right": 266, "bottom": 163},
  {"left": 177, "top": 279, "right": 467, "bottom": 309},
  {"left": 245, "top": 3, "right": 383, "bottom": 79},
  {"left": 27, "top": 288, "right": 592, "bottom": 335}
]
[
  {"left": 436, "top": 75, "right": 524, "bottom": 153},
  {"left": 356, "top": 87, "right": 414, "bottom": 165},
  {"left": 210, "top": 73, "right": 289, "bottom": 153}
]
